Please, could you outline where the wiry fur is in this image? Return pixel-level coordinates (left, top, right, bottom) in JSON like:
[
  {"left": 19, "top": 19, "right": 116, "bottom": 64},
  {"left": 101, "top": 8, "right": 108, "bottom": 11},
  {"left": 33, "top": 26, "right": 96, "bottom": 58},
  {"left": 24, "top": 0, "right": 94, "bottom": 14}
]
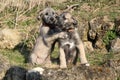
[
  {"left": 57, "top": 12, "right": 89, "bottom": 68},
  {"left": 29, "top": 8, "right": 66, "bottom": 67}
]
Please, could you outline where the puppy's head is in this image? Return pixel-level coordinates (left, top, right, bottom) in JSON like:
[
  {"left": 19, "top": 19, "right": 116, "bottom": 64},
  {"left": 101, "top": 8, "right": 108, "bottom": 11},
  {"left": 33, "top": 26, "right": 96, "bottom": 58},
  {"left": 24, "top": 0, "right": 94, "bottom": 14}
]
[
  {"left": 37, "top": 7, "right": 58, "bottom": 26},
  {"left": 57, "top": 12, "right": 78, "bottom": 31}
]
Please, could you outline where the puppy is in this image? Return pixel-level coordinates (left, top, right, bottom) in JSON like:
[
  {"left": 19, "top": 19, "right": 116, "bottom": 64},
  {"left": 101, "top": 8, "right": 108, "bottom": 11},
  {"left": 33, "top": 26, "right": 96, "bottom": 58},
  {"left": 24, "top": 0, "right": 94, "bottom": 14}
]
[
  {"left": 29, "top": 7, "right": 66, "bottom": 67},
  {"left": 57, "top": 12, "right": 90, "bottom": 68}
]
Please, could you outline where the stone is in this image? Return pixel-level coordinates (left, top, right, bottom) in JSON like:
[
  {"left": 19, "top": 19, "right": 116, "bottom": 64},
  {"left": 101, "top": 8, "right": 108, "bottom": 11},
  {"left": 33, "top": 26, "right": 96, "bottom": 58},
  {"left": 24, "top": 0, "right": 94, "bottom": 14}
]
[
  {"left": 114, "top": 17, "right": 120, "bottom": 36},
  {"left": 2, "top": 64, "right": 119, "bottom": 80},
  {"left": 42, "top": 65, "right": 117, "bottom": 80},
  {"left": 84, "top": 41, "right": 94, "bottom": 53},
  {"left": 88, "top": 16, "right": 114, "bottom": 51},
  {"left": 0, "top": 28, "right": 21, "bottom": 49},
  {"left": 110, "top": 38, "right": 120, "bottom": 53},
  {"left": 79, "top": 22, "right": 89, "bottom": 41}
]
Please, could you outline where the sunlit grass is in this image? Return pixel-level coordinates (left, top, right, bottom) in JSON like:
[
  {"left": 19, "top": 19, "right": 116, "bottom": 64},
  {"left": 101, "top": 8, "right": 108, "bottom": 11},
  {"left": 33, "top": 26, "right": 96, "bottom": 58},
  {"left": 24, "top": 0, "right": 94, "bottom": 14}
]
[{"left": 0, "top": 49, "right": 25, "bottom": 66}]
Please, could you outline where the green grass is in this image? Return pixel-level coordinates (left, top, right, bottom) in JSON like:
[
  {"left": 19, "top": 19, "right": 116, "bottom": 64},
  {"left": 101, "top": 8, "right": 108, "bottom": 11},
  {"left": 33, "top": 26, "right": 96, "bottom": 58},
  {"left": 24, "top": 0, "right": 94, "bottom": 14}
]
[
  {"left": 51, "top": 46, "right": 114, "bottom": 66},
  {"left": 20, "top": 19, "right": 37, "bottom": 26},
  {"left": 0, "top": 46, "right": 118, "bottom": 68},
  {"left": 51, "top": 47, "right": 59, "bottom": 59},
  {"left": 87, "top": 51, "right": 105, "bottom": 65},
  {"left": 103, "top": 30, "right": 117, "bottom": 45},
  {"left": 117, "top": 77, "right": 120, "bottom": 80},
  {"left": 0, "top": 49, "right": 25, "bottom": 66}
]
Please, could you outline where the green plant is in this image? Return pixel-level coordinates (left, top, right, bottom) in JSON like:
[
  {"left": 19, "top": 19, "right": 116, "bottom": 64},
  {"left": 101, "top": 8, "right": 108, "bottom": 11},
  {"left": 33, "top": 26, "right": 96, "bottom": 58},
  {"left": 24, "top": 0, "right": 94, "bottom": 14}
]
[
  {"left": 117, "top": 77, "right": 120, "bottom": 80},
  {"left": 103, "top": 30, "right": 117, "bottom": 45}
]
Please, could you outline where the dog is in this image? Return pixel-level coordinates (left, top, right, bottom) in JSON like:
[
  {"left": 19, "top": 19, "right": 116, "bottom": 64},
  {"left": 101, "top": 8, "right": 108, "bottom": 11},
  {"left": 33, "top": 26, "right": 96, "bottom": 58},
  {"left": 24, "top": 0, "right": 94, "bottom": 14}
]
[
  {"left": 56, "top": 12, "right": 90, "bottom": 68},
  {"left": 29, "top": 7, "right": 66, "bottom": 67}
]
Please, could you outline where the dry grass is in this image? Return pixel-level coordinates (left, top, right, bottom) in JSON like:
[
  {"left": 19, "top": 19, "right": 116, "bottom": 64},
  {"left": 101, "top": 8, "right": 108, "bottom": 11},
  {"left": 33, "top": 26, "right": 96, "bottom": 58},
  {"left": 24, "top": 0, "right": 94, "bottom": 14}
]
[
  {"left": 0, "top": 0, "right": 67, "bottom": 12},
  {"left": 0, "top": 0, "right": 67, "bottom": 28},
  {"left": 0, "top": 0, "right": 43, "bottom": 12}
]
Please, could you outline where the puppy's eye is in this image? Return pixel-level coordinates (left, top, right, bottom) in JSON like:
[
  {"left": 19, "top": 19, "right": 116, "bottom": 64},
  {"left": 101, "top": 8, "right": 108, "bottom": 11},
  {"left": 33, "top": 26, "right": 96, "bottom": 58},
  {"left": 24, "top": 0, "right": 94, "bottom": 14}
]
[
  {"left": 63, "top": 16, "right": 66, "bottom": 20},
  {"left": 45, "top": 12, "right": 48, "bottom": 15}
]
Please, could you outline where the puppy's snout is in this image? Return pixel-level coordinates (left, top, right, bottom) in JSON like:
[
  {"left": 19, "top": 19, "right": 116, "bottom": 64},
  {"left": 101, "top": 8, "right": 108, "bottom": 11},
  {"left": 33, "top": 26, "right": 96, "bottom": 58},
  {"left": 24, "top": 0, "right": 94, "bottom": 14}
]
[{"left": 50, "top": 17, "right": 54, "bottom": 21}]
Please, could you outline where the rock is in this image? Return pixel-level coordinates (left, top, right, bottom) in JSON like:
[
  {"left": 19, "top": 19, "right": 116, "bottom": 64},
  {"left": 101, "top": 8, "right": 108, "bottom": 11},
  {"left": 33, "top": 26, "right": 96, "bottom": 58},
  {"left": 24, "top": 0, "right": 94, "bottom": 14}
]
[
  {"left": 88, "top": 17, "right": 104, "bottom": 41},
  {"left": 95, "top": 38, "right": 106, "bottom": 49},
  {"left": 88, "top": 16, "right": 114, "bottom": 50},
  {"left": 0, "top": 54, "right": 10, "bottom": 80},
  {"left": 0, "top": 28, "right": 21, "bottom": 49},
  {"left": 102, "top": 16, "right": 114, "bottom": 30},
  {"left": 79, "top": 22, "right": 89, "bottom": 41},
  {"left": 84, "top": 41, "right": 94, "bottom": 53},
  {"left": 42, "top": 65, "right": 117, "bottom": 80},
  {"left": 3, "top": 64, "right": 119, "bottom": 80},
  {"left": 114, "top": 17, "right": 120, "bottom": 36},
  {"left": 3, "top": 66, "right": 27, "bottom": 80},
  {"left": 103, "top": 58, "right": 120, "bottom": 79},
  {"left": 110, "top": 38, "right": 120, "bottom": 53}
]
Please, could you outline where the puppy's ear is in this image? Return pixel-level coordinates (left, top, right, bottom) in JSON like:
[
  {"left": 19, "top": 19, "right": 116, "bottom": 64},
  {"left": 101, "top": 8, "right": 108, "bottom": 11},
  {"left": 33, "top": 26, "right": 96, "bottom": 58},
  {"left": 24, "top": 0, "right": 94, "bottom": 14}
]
[
  {"left": 37, "top": 10, "right": 43, "bottom": 20},
  {"left": 72, "top": 18, "right": 78, "bottom": 28},
  {"left": 73, "top": 18, "right": 78, "bottom": 25},
  {"left": 54, "top": 12, "right": 58, "bottom": 17}
]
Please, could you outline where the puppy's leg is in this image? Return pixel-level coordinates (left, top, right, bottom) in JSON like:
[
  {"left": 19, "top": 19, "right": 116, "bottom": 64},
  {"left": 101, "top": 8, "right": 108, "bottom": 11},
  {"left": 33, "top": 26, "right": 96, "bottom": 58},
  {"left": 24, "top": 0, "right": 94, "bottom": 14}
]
[
  {"left": 59, "top": 47, "right": 67, "bottom": 68},
  {"left": 76, "top": 42, "right": 90, "bottom": 66},
  {"left": 29, "top": 36, "right": 51, "bottom": 65},
  {"left": 74, "top": 32, "right": 90, "bottom": 66},
  {"left": 71, "top": 49, "right": 77, "bottom": 65},
  {"left": 40, "top": 26, "right": 66, "bottom": 46}
]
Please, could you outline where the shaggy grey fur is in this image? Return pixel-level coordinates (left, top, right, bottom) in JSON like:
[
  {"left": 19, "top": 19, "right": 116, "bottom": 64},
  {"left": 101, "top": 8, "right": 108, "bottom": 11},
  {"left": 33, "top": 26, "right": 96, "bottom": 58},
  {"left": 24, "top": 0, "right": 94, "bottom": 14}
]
[
  {"left": 29, "top": 8, "right": 66, "bottom": 67},
  {"left": 56, "top": 12, "right": 89, "bottom": 68}
]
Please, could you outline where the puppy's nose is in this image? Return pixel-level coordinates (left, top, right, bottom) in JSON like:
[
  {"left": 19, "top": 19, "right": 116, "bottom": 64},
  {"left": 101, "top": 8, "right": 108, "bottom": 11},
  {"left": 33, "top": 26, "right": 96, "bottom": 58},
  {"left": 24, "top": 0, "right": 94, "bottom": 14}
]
[{"left": 50, "top": 17, "right": 54, "bottom": 21}]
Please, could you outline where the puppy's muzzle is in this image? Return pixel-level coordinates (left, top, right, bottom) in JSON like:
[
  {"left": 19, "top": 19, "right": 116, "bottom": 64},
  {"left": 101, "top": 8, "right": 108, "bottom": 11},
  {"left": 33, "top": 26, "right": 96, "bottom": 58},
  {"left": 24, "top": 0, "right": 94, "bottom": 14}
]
[
  {"left": 50, "top": 17, "right": 54, "bottom": 21},
  {"left": 48, "top": 16, "right": 57, "bottom": 24}
]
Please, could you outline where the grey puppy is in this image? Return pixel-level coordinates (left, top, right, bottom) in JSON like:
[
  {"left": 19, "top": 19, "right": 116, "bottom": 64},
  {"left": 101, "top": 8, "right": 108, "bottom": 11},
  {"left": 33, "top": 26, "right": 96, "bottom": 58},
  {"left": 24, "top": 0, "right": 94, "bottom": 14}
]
[
  {"left": 57, "top": 12, "right": 90, "bottom": 68},
  {"left": 29, "top": 7, "right": 66, "bottom": 67}
]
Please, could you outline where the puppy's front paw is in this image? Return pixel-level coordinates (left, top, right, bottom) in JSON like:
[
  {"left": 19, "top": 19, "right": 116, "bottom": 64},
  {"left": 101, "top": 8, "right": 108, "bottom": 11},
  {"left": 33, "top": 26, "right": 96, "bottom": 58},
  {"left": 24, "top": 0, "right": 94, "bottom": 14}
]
[
  {"left": 85, "top": 63, "right": 90, "bottom": 66},
  {"left": 81, "top": 63, "right": 90, "bottom": 67},
  {"left": 58, "top": 32, "right": 67, "bottom": 38}
]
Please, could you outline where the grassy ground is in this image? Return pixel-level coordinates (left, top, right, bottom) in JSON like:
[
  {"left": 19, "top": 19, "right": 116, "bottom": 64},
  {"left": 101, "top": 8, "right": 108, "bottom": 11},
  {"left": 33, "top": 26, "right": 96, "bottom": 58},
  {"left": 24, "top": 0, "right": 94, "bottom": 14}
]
[{"left": 0, "top": 47, "right": 119, "bottom": 68}]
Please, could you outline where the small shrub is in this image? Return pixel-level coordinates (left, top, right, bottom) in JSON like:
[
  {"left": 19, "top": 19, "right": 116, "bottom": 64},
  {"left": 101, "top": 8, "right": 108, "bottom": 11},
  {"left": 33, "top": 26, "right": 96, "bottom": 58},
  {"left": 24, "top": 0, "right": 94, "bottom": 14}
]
[{"left": 103, "top": 30, "right": 117, "bottom": 45}]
